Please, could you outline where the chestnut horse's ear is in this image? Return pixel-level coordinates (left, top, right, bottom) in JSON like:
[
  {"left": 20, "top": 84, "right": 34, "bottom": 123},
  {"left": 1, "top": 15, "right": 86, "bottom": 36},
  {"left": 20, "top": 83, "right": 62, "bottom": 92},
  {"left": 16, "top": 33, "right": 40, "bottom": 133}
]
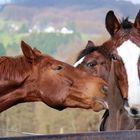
[
  {"left": 134, "top": 10, "right": 140, "bottom": 29},
  {"left": 21, "top": 41, "right": 40, "bottom": 62},
  {"left": 33, "top": 48, "right": 42, "bottom": 56},
  {"left": 105, "top": 10, "right": 120, "bottom": 36},
  {"left": 86, "top": 40, "right": 95, "bottom": 48}
]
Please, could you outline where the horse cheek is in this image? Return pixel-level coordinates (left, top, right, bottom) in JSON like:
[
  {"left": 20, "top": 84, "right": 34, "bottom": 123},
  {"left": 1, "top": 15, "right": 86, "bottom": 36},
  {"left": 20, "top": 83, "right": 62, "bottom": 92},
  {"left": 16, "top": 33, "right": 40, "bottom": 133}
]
[{"left": 115, "top": 61, "right": 128, "bottom": 98}]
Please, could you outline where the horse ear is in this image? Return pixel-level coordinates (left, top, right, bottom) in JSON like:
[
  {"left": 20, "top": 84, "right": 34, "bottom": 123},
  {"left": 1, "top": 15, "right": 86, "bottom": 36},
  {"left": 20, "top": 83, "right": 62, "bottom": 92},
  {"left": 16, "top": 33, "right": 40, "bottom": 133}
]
[
  {"left": 21, "top": 41, "right": 38, "bottom": 62},
  {"left": 134, "top": 10, "right": 140, "bottom": 29},
  {"left": 33, "top": 48, "right": 42, "bottom": 56},
  {"left": 105, "top": 10, "right": 120, "bottom": 36},
  {"left": 86, "top": 40, "right": 95, "bottom": 48}
]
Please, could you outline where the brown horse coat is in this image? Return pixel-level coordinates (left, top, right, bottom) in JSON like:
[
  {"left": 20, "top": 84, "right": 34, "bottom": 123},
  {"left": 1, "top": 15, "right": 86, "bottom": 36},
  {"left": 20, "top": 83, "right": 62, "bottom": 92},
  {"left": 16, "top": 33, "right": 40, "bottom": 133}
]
[{"left": 0, "top": 41, "right": 108, "bottom": 112}]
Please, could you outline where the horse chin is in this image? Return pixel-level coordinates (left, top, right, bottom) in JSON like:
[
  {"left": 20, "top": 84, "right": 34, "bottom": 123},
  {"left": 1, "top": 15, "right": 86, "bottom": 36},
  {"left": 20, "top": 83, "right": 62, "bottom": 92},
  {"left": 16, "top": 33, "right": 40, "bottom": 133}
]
[
  {"left": 92, "top": 101, "right": 107, "bottom": 112},
  {"left": 92, "top": 97, "right": 108, "bottom": 112}
]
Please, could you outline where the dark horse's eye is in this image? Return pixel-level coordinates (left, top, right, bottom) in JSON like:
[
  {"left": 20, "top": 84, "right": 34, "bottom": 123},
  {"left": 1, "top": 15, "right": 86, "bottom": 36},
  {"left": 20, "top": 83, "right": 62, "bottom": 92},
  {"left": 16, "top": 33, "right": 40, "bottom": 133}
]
[
  {"left": 111, "top": 54, "right": 118, "bottom": 60},
  {"left": 87, "top": 60, "right": 97, "bottom": 67}
]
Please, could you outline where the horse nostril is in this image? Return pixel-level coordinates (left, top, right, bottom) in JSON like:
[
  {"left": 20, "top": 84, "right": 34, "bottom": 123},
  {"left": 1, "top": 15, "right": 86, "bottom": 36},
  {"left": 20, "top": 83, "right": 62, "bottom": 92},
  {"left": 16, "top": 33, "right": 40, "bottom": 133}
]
[
  {"left": 101, "top": 85, "right": 108, "bottom": 94},
  {"left": 130, "top": 107, "right": 139, "bottom": 115}
]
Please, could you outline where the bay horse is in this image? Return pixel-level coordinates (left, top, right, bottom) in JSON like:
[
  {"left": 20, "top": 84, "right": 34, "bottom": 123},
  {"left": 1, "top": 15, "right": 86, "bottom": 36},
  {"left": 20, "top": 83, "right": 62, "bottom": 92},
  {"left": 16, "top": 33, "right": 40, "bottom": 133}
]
[
  {"left": 75, "top": 40, "right": 140, "bottom": 131},
  {"left": 74, "top": 10, "right": 140, "bottom": 118},
  {"left": 0, "top": 41, "right": 108, "bottom": 113}
]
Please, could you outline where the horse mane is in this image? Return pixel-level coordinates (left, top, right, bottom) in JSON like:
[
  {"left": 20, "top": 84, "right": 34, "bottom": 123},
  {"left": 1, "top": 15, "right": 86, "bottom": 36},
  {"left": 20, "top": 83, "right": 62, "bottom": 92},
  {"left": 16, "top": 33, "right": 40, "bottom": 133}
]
[
  {"left": 76, "top": 45, "right": 113, "bottom": 62},
  {"left": 0, "top": 56, "right": 32, "bottom": 81},
  {"left": 121, "top": 17, "right": 133, "bottom": 29},
  {"left": 76, "top": 47, "right": 99, "bottom": 61}
]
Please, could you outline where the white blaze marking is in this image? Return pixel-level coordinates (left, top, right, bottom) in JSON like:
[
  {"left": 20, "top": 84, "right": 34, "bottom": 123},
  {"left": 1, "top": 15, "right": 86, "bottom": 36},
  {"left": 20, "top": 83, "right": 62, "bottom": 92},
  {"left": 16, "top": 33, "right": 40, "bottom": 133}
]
[
  {"left": 73, "top": 56, "right": 85, "bottom": 67},
  {"left": 117, "top": 40, "right": 140, "bottom": 106}
]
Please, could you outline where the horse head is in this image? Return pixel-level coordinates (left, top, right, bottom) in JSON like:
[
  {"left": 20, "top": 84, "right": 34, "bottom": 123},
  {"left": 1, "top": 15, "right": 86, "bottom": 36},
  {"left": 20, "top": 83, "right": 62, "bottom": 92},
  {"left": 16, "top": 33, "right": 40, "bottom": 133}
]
[
  {"left": 105, "top": 10, "right": 140, "bottom": 117},
  {"left": 0, "top": 41, "right": 108, "bottom": 112},
  {"left": 21, "top": 41, "right": 109, "bottom": 112}
]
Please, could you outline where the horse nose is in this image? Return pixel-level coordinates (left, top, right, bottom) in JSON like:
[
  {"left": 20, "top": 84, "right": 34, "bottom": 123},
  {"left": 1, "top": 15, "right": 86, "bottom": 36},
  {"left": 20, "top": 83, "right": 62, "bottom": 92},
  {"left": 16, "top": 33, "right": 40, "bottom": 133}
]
[{"left": 130, "top": 107, "right": 139, "bottom": 116}]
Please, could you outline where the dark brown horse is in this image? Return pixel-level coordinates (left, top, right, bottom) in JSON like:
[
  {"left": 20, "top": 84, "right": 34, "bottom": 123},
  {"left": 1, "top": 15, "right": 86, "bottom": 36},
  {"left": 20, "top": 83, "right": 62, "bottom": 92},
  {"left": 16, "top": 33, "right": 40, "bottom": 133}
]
[
  {"left": 0, "top": 41, "right": 108, "bottom": 113},
  {"left": 75, "top": 10, "right": 140, "bottom": 118}
]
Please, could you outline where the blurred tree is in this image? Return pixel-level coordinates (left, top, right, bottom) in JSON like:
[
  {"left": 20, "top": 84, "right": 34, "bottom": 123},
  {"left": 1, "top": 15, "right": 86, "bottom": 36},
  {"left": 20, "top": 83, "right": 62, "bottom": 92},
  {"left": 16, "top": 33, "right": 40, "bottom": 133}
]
[
  {"left": 18, "top": 23, "right": 29, "bottom": 33},
  {"left": 23, "top": 32, "right": 75, "bottom": 55},
  {"left": 6, "top": 43, "right": 19, "bottom": 55},
  {"left": 67, "top": 21, "right": 76, "bottom": 32},
  {"left": 0, "top": 43, "right": 6, "bottom": 55}
]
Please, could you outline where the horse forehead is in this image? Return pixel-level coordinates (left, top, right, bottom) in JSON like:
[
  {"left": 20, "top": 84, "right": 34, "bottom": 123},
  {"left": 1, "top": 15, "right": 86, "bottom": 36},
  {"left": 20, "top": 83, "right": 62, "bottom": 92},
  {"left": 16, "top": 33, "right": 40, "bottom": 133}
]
[
  {"left": 117, "top": 40, "right": 140, "bottom": 59},
  {"left": 41, "top": 55, "right": 58, "bottom": 64},
  {"left": 90, "top": 51, "right": 103, "bottom": 57},
  {"left": 74, "top": 56, "right": 85, "bottom": 67},
  {"left": 116, "top": 40, "right": 140, "bottom": 105},
  {"left": 116, "top": 40, "right": 140, "bottom": 74}
]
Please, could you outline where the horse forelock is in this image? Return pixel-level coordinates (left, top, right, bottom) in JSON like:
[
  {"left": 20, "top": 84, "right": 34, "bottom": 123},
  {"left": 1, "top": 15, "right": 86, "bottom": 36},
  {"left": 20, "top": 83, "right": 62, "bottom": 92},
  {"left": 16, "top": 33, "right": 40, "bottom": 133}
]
[
  {"left": 76, "top": 47, "right": 99, "bottom": 62},
  {"left": 0, "top": 56, "right": 32, "bottom": 81},
  {"left": 98, "top": 44, "right": 114, "bottom": 60},
  {"left": 121, "top": 17, "right": 133, "bottom": 30}
]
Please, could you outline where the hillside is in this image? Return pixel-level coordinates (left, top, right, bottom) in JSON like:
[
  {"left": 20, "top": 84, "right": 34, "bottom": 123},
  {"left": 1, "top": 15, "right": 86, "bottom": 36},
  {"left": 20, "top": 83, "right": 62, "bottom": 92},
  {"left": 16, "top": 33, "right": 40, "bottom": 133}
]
[{"left": 9, "top": 0, "right": 140, "bottom": 17}]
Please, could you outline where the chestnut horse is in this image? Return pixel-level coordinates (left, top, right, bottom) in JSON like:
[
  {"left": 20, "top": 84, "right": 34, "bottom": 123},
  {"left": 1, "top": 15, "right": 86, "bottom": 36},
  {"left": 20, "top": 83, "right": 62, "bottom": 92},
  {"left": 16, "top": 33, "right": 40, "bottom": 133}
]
[
  {"left": 75, "top": 10, "right": 140, "bottom": 118},
  {"left": 0, "top": 41, "right": 108, "bottom": 113}
]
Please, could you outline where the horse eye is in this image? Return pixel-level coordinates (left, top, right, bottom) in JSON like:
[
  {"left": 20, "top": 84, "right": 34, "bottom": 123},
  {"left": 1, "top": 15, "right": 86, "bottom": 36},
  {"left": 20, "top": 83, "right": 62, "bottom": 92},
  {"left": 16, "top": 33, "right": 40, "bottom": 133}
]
[
  {"left": 112, "top": 55, "right": 117, "bottom": 60},
  {"left": 101, "top": 85, "right": 108, "bottom": 94},
  {"left": 111, "top": 54, "right": 121, "bottom": 61},
  {"left": 87, "top": 60, "right": 97, "bottom": 67},
  {"left": 52, "top": 65, "right": 64, "bottom": 71}
]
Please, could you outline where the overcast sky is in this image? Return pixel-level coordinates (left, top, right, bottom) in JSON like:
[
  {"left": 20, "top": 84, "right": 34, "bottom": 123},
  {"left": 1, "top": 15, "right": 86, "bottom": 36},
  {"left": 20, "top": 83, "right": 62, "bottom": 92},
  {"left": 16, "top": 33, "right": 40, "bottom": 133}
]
[
  {"left": 0, "top": 0, "right": 140, "bottom": 5},
  {"left": 119, "top": 0, "right": 140, "bottom": 4},
  {"left": 0, "top": 0, "right": 11, "bottom": 4}
]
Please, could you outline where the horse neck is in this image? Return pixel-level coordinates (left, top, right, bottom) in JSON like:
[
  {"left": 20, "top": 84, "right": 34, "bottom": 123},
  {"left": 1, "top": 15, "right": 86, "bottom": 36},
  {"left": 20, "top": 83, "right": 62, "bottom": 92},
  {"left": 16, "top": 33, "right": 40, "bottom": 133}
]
[
  {"left": 106, "top": 61, "right": 123, "bottom": 130},
  {"left": 101, "top": 102, "right": 135, "bottom": 131},
  {"left": 0, "top": 78, "right": 41, "bottom": 112},
  {"left": 0, "top": 86, "right": 41, "bottom": 113},
  {"left": 102, "top": 61, "right": 135, "bottom": 131},
  {"left": 0, "top": 56, "right": 41, "bottom": 112},
  {"left": 0, "top": 56, "right": 32, "bottom": 81},
  {"left": 107, "top": 61, "right": 122, "bottom": 106}
]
